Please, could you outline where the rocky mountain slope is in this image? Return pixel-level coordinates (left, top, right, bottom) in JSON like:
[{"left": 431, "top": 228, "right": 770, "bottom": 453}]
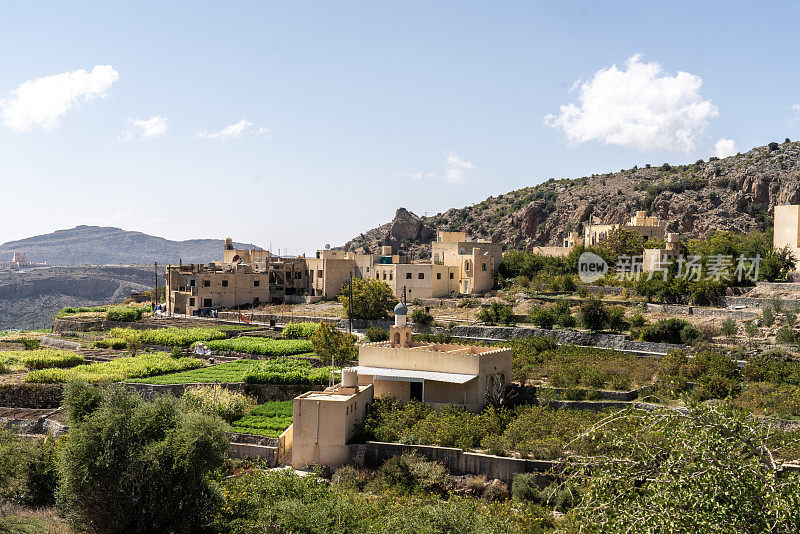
[
  {"left": 345, "top": 140, "right": 799, "bottom": 254},
  {"left": 0, "top": 226, "right": 260, "bottom": 266}
]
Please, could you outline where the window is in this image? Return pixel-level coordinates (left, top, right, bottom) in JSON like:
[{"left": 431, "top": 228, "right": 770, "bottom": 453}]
[
  {"left": 317, "top": 270, "right": 323, "bottom": 278},
  {"left": 254, "top": 280, "right": 260, "bottom": 287},
  {"left": 203, "top": 298, "right": 212, "bottom": 307},
  {"left": 418, "top": 273, "right": 424, "bottom": 279},
  {"left": 295, "top": 271, "right": 301, "bottom": 279},
  {"left": 449, "top": 273, "right": 454, "bottom": 280},
  {"left": 203, "top": 280, "right": 210, "bottom": 287},
  {"left": 366, "top": 267, "right": 370, "bottom": 273},
  {"left": 482, "top": 263, "right": 487, "bottom": 272},
  {"left": 389, "top": 272, "right": 393, "bottom": 280},
  {"left": 406, "top": 273, "right": 412, "bottom": 279},
  {"left": 436, "top": 273, "right": 441, "bottom": 280},
  {"left": 465, "top": 260, "right": 470, "bottom": 271},
  {"left": 376, "top": 273, "right": 380, "bottom": 279},
  {"left": 310, "top": 271, "right": 314, "bottom": 281},
  {"left": 383, "top": 272, "right": 387, "bottom": 280},
  {"left": 222, "top": 280, "right": 228, "bottom": 287},
  {"left": 189, "top": 279, "right": 196, "bottom": 287},
  {"left": 189, "top": 298, "right": 195, "bottom": 306}
]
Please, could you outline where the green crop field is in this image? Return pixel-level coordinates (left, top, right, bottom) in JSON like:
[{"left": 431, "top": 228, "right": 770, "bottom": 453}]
[
  {"left": 111, "top": 327, "right": 229, "bottom": 347},
  {"left": 0, "top": 350, "right": 84, "bottom": 373},
  {"left": 230, "top": 401, "right": 293, "bottom": 437},
  {"left": 129, "top": 357, "right": 334, "bottom": 385},
  {"left": 127, "top": 359, "right": 258, "bottom": 384},
  {"left": 26, "top": 353, "right": 204, "bottom": 383},
  {"left": 205, "top": 337, "right": 313, "bottom": 356}
]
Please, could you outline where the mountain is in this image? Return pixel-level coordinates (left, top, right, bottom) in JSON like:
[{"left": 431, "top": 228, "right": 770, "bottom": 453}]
[
  {"left": 345, "top": 140, "right": 798, "bottom": 254},
  {"left": 0, "top": 226, "right": 260, "bottom": 266}
]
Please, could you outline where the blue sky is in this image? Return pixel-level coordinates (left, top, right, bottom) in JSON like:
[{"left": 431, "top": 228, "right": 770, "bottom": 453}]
[{"left": 1, "top": 1, "right": 799, "bottom": 256}]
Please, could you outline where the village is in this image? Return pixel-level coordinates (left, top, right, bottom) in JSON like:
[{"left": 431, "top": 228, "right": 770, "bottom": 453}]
[{"left": 4, "top": 201, "right": 800, "bottom": 531}]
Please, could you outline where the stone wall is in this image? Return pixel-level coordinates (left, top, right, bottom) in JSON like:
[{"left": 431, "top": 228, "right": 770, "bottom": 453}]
[
  {"left": 0, "top": 384, "right": 63, "bottom": 408},
  {"left": 361, "top": 441, "right": 562, "bottom": 482}
]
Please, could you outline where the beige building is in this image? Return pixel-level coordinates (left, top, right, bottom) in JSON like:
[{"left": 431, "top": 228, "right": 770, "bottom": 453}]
[
  {"left": 774, "top": 205, "right": 800, "bottom": 270},
  {"left": 165, "top": 238, "right": 308, "bottom": 315},
  {"left": 584, "top": 211, "right": 666, "bottom": 246},
  {"left": 642, "top": 233, "right": 680, "bottom": 272},
  {"left": 291, "top": 304, "right": 512, "bottom": 468},
  {"left": 303, "top": 247, "right": 402, "bottom": 298}
]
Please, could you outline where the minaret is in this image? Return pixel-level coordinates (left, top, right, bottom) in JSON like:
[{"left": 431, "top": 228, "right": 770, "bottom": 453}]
[{"left": 389, "top": 302, "right": 412, "bottom": 348}]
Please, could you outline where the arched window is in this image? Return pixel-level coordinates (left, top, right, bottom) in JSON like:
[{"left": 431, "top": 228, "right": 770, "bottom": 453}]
[
  {"left": 465, "top": 260, "right": 470, "bottom": 271},
  {"left": 389, "top": 272, "right": 393, "bottom": 280},
  {"left": 404, "top": 331, "right": 410, "bottom": 344},
  {"left": 488, "top": 375, "right": 495, "bottom": 390},
  {"left": 393, "top": 332, "right": 400, "bottom": 344}
]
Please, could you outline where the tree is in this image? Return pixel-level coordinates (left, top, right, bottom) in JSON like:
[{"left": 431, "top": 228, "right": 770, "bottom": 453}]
[
  {"left": 580, "top": 298, "right": 608, "bottom": 331},
  {"left": 476, "top": 302, "right": 515, "bottom": 326},
  {"left": 122, "top": 329, "right": 142, "bottom": 357},
  {"left": 338, "top": 278, "right": 398, "bottom": 320},
  {"left": 58, "top": 385, "right": 229, "bottom": 533},
  {"left": 744, "top": 321, "right": 758, "bottom": 347},
  {"left": 601, "top": 227, "right": 646, "bottom": 260},
  {"left": 565, "top": 405, "right": 800, "bottom": 532},
  {"left": 311, "top": 322, "right": 358, "bottom": 365},
  {"left": 761, "top": 246, "right": 796, "bottom": 282},
  {"left": 409, "top": 308, "right": 434, "bottom": 327}
]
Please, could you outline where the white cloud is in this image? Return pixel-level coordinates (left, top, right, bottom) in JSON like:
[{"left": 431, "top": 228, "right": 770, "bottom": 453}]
[
  {"left": 789, "top": 104, "right": 800, "bottom": 125},
  {"left": 713, "top": 138, "right": 737, "bottom": 158},
  {"left": 545, "top": 54, "right": 718, "bottom": 152},
  {"left": 1, "top": 65, "right": 119, "bottom": 132},
  {"left": 195, "top": 119, "right": 269, "bottom": 140},
  {"left": 411, "top": 153, "right": 476, "bottom": 185},
  {"left": 443, "top": 154, "right": 476, "bottom": 184},
  {"left": 119, "top": 115, "right": 168, "bottom": 141}
]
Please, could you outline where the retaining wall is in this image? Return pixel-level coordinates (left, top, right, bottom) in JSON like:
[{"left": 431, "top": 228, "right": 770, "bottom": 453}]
[
  {"left": 0, "top": 384, "right": 63, "bottom": 408},
  {"left": 361, "top": 441, "right": 562, "bottom": 482}
]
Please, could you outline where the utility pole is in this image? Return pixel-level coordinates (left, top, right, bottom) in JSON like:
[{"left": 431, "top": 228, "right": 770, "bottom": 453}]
[
  {"left": 153, "top": 262, "right": 158, "bottom": 311},
  {"left": 403, "top": 286, "right": 407, "bottom": 305}
]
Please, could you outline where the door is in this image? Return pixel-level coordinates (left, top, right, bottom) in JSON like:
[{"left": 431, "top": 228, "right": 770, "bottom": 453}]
[{"left": 410, "top": 381, "right": 423, "bottom": 402}]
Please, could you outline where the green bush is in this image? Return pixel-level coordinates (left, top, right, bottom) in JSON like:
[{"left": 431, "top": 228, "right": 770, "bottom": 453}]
[
  {"left": 282, "top": 322, "right": 319, "bottom": 339},
  {"left": 410, "top": 309, "right": 434, "bottom": 327},
  {"left": 580, "top": 298, "right": 608, "bottom": 331},
  {"left": 372, "top": 453, "right": 453, "bottom": 497},
  {"left": 105, "top": 306, "right": 145, "bottom": 322},
  {"left": 606, "top": 306, "right": 627, "bottom": 331},
  {"left": 511, "top": 473, "right": 540, "bottom": 502},
  {"left": 476, "top": 302, "right": 515, "bottom": 325},
  {"left": 762, "top": 306, "right": 775, "bottom": 327},
  {"left": 528, "top": 307, "right": 555, "bottom": 329},
  {"left": 640, "top": 318, "right": 701, "bottom": 345},
  {"left": 628, "top": 312, "right": 646, "bottom": 328},
  {"left": 58, "top": 385, "right": 229, "bottom": 532},
  {"left": 365, "top": 326, "right": 389, "bottom": 342}
]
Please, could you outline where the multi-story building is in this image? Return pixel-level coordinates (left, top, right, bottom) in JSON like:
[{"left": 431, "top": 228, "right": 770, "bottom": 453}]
[
  {"left": 584, "top": 211, "right": 667, "bottom": 246},
  {"left": 774, "top": 204, "right": 800, "bottom": 271}
]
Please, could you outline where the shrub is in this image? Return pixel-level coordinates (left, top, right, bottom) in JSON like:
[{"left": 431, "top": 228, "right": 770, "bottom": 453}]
[
  {"left": 610, "top": 372, "right": 632, "bottom": 391},
  {"left": 58, "top": 385, "right": 229, "bottom": 532},
  {"left": 762, "top": 306, "right": 775, "bottom": 327},
  {"left": 105, "top": 306, "right": 144, "bottom": 322},
  {"left": 482, "top": 479, "right": 509, "bottom": 501},
  {"left": 606, "top": 306, "right": 627, "bottom": 331},
  {"left": 365, "top": 326, "right": 389, "bottom": 342},
  {"left": 628, "top": 312, "right": 646, "bottom": 328},
  {"left": 373, "top": 453, "right": 453, "bottom": 497},
  {"left": 528, "top": 307, "right": 555, "bottom": 329},
  {"left": 476, "top": 302, "right": 515, "bottom": 325},
  {"left": 580, "top": 298, "right": 608, "bottom": 331},
  {"left": 282, "top": 322, "right": 319, "bottom": 339},
  {"left": 512, "top": 473, "right": 540, "bottom": 502},
  {"left": 63, "top": 381, "right": 103, "bottom": 424},
  {"left": 410, "top": 309, "right": 434, "bottom": 327},
  {"left": 182, "top": 384, "right": 253, "bottom": 422},
  {"left": 720, "top": 318, "right": 737, "bottom": 339},
  {"left": 776, "top": 325, "right": 796, "bottom": 345},
  {"left": 640, "top": 318, "right": 700, "bottom": 345}
]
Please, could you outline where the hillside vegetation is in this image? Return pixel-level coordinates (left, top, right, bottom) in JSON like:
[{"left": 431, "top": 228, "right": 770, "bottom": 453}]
[{"left": 346, "top": 140, "right": 800, "bottom": 254}]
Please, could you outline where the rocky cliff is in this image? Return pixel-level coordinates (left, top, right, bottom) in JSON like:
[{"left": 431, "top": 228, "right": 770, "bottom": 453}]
[{"left": 345, "top": 140, "right": 798, "bottom": 254}]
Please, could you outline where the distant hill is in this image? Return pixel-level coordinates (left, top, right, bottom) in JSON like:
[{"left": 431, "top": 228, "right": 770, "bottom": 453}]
[
  {"left": 346, "top": 140, "right": 799, "bottom": 254},
  {"left": 0, "top": 226, "right": 260, "bottom": 266}
]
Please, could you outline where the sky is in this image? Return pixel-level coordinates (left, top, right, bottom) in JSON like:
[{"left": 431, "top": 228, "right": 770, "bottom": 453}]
[{"left": 1, "top": 1, "right": 800, "bottom": 256}]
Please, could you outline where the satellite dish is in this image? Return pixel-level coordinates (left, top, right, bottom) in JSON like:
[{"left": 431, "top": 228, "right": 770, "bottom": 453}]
[{"left": 325, "top": 244, "right": 331, "bottom": 250}]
